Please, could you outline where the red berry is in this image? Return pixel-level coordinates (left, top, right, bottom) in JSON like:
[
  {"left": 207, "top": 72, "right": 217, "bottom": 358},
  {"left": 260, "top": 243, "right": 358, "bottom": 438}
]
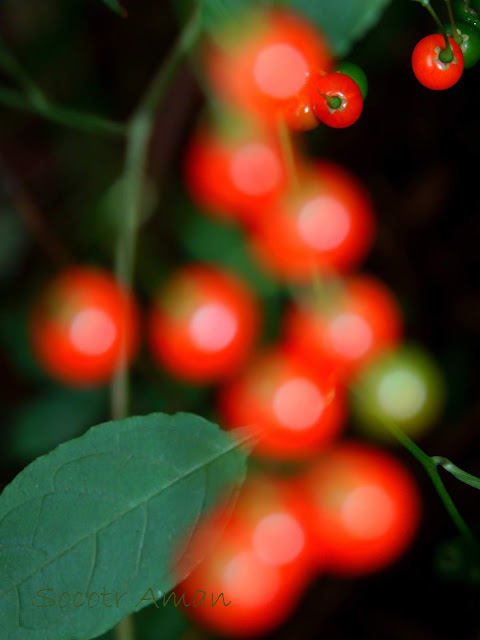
[
  {"left": 218, "top": 345, "right": 346, "bottom": 460},
  {"left": 412, "top": 34, "right": 464, "bottom": 90},
  {"left": 300, "top": 442, "right": 421, "bottom": 575},
  {"left": 30, "top": 267, "right": 139, "bottom": 386},
  {"left": 251, "top": 161, "right": 375, "bottom": 281},
  {"left": 184, "top": 116, "right": 289, "bottom": 227},
  {"left": 310, "top": 72, "right": 363, "bottom": 128},
  {"left": 205, "top": 8, "right": 333, "bottom": 122},
  {"left": 148, "top": 265, "right": 259, "bottom": 383},
  {"left": 283, "top": 84, "right": 320, "bottom": 131},
  {"left": 284, "top": 275, "right": 403, "bottom": 380},
  {"left": 176, "top": 474, "right": 314, "bottom": 637}
]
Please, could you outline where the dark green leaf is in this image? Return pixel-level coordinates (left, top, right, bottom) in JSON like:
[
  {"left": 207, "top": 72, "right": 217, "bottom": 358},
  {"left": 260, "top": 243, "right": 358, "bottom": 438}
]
[
  {"left": 0, "top": 302, "right": 47, "bottom": 382},
  {"left": 172, "top": 0, "right": 393, "bottom": 56},
  {"left": 0, "top": 208, "right": 29, "bottom": 281},
  {"left": 289, "top": 0, "right": 394, "bottom": 56},
  {"left": 9, "top": 387, "right": 108, "bottom": 462},
  {"left": 101, "top": 0, "right": 127, "bottom": 17},
  {"left": 434, "top": 456, "right": 480, "bottom": 490},
  {"left": 0, "top": 413, "right": 247, "bottom": 639},
  {"left": 180, "top": 205, "right": 280, "bottom": 298}
]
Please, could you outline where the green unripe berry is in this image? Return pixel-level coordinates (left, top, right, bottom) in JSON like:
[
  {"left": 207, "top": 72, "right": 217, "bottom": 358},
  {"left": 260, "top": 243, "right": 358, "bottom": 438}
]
[
  {"left": 444, "top": 21, "right": 480, "bottom": 68},
  {"left": 351, "top": 344, "right": 445, "bottom": 443},
  {"left": 452, "top": 0, "right": 480, "bottom": 29},
  {"left": 336, "top": 61, "right": 368, "bottom": 99}
]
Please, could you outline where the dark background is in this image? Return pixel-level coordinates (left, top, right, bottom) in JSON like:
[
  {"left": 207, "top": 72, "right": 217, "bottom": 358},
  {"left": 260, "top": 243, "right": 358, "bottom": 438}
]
[{"left": 1, "top": 1, "right": 479, "bottom": 638}]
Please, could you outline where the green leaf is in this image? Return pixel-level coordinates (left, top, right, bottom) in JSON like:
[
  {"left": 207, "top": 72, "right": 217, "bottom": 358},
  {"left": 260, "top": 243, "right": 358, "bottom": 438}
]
[
  {"left": 0, "top": 413, "right": 247, "bottom": 640},
  {"left": 8, "top": 387, "right": 108, "bottom": 462},
  {"left": 0, "top": 208, "right": 29, "bottom": 282},
  {"left": 434, "top": 457, "right": 480, "bottom": 491},
  {"left": 180, "top": 204, "right": 280, "bottom": 298},
  {"left": 101, "top": 0, "right": 127, "bottom": 17},
  {"left": 172, "top": 0, "right": 393, "bottom": 56},
  {"left": 289, "top": 0, "right": 394, "bottom": 56}
]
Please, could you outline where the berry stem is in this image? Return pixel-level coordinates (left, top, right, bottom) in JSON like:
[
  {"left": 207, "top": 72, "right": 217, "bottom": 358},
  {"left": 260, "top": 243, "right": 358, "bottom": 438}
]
[
  {"left": 277, "top": 116, "right": 299, "bottom": 188},
  {"left": 352, "top": 387, "right": 479, "bottom": 554},
  {"left": 412, "top": 0, "right": 453, "bottom": 56},
  {"left": 0, "top": 35, "right": 126, "bottom": 137},
  {"left": 110, "top": 7, "right": 202, "bottom": 640},
  {"left": 318, "top": 90, "right": 342, "bottom": 110},
  {"left": 445, "top": 0, "right": 458, "bottom": 37}
]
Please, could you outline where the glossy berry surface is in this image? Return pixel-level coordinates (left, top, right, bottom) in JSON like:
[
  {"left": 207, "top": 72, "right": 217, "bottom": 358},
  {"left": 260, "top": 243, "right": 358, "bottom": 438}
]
[
  {"left": 300, "top": 442, "right": 421, "bottom": 575},
  {"left": 311, "top": 72, "right": 363, "bottom": 128},
  {"left": 205, "top": 8, "right": 333, "bottom": 120},
  {"left": 284, "top": 275, "right": 403, "bottom": 381},
  {"left": 411, "top": 34, "right": 464, "bottom": 90},
  {"left": 351, "top": 344, "right": 445, "bottom": 442},
  {"left": 444, "top": 22, "right": 480, "bottom": 69},
  {"left": 218, "top": 345, "right": 346, "bottom": 460},
  {"left": 185, "top": 115, "right": 288, "bottom": 227},
  {"left": 176, "top": 474, "right": 314, "bottom": 637},
  {"left": 30, "top": 267, "right": 139, "bottom": 386},
  {"left": 251, "top": 161, "right": 375, "bottom": 281},
  {"left": 148, "top": 265, "right": 259, "bottom": 383},
  {"left": 283, "top": 84, "right": 320, "bottom": 131}
]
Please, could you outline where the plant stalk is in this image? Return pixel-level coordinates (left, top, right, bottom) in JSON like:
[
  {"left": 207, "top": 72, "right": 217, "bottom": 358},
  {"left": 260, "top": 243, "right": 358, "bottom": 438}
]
[{"left": 110, "top": 7, "right": 202, "bottom": 639}]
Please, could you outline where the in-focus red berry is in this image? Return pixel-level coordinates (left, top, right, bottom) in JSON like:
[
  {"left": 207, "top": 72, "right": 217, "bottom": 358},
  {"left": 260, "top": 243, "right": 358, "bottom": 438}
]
[
  {"left": 250, "top": 161, "right": 375, "bottom": 281},
  {"left": 284, "top": 275, "right": 403, "bottom": 380},
  {"left": 411, "top": 34, "right": 464, "bottom": 90},
  {"left": 310, "top": 72, "right": 363, "bottom": 128},
  {"left": 176, "top": 473, "right": 315, "bottom": 637},
  {"left": 148, "top": 265, "right": 259, "bottom": 383},
  {"left": 30, "top": 267, "right": 139, "bottom": 386},
  {"left": 218, "top": 345, "right": 346, "bottom": 460},
  {"left": 205, "top": 8, "right": 333, "bottom": 122},
  {"left": 300, "top": 442, "right": 421, "bottom": 575},
  {"left": 184, "top": 115, "right": 289, "bottom": 227}
]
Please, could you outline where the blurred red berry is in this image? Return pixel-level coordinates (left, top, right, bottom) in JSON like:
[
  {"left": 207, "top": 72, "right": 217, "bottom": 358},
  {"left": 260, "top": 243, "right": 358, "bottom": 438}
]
[
  {"left": 176, "top": 473, "right": 315, "bottom": 637},
  {"left": 30, "top": 267, "right": 139, "bottom": 386},
  {"left": 205, "top": 8, "right": 333, "bottom": 122},
  {"left": 284, "top": 275, "right": 403, "bottom": 380},
  {"left": 185, "top": 115, "right": 289, "bottom": 227},
  {"left": 218, "top": 345, "right": 346, "bottom": 460},
  {"left": 300, "top": 442, "right": 421, "bottom": 575},
  {"left": 250, "top": 161, "right": 375, "bottom": 281},
  {"left": 148, "top": 265, "right": 259, "bottom": 383}
]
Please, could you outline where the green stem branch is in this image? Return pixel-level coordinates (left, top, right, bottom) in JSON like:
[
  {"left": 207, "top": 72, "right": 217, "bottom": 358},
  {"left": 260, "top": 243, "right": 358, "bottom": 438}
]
[
  {"left": 352, "top": 389, "right": 477, "bottom": 550},
  {"left": 0, "top": 87, "right": 126, "bottom": 137},
  {"left": 277, "top": 117, "right": 298, "bottom": 188},
  {"left": 110, "top": 7, "right": 202, "bottom": 639},
  {"left": 0, "top": 34, "right": 47, "bottom": 106},
  {"left": 412, "top": 0, "right": 453, "bottom": 54},
  {"left": 445, "top": 0, "right": 458, "bottom": 36}
]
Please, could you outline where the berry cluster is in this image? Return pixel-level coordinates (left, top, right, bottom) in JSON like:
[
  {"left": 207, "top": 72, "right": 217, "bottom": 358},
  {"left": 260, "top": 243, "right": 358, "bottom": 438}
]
[
  {"left": 27, "top": 6, "right": 447, "bottom": 638},
  {"left": 412, "top": 0, "right": 480, "bottom": 89}
]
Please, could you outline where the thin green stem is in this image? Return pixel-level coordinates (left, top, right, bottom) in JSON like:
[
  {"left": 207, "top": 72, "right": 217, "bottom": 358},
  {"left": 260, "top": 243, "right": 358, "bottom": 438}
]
[
  {"left": 351, "top": 388, "right": 477, "bottom": 550},
  {"left": 110, "top": 8, "right": 202, "bottom": 640},
  {"left": 0, "top": 34, "right": 47, "bottom": 106},
  {"left": 411, "top": 0, "right": 453, "bottom": 53},
  {"left": 445, "top": 0, "right": 458, "bottom": 36},
  {"left": 0, "top": 87, "right": 126, "bottom": 137},
  {"left": 0, "top": 33, "right": 125, "bottom": 136},
  {"left": 276, "top": 117, "right": 298, "bottom": 188},
  {"left": 113, "top": 615, "right": 136, "bottom": 640}
]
